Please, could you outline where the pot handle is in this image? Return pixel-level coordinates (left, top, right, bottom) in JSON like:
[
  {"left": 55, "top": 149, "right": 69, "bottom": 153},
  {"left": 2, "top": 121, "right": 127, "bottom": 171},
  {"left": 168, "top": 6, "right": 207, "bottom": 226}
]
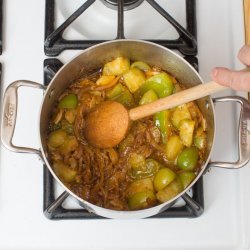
[
  {"left": 1, "top": 80, "right": 46, "bottom": 156},
  {"left": 209, "top": 96, "right": 250, "bottom": 169}
]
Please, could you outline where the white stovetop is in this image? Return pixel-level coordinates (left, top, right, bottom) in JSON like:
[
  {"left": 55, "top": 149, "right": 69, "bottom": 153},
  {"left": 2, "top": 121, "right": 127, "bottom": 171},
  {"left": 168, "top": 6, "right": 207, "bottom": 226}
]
[{"left": 0, "top": 0, "right": 250, "bottom": 249}]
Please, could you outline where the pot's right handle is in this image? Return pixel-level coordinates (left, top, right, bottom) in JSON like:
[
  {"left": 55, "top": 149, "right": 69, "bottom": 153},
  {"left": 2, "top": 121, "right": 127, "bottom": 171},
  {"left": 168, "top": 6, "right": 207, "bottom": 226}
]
[
  {"left": 209, "top": 96, "right": 250, "bottom": 169},
  {"left": 1, "top": 80, "right": 46, "bottom": 157}
]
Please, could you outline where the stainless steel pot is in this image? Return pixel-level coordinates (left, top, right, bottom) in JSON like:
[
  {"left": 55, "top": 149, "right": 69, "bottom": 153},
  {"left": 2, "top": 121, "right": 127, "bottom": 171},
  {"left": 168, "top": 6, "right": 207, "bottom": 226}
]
[{"left": 1, "top": 40, "right": 250, "bottom": 219}]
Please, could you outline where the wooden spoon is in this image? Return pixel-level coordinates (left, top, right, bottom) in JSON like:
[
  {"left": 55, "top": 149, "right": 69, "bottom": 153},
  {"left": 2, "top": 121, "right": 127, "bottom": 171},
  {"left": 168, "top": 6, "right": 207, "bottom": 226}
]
[{"left": 84, "top": 81, "right": 227, "bottom": 148}]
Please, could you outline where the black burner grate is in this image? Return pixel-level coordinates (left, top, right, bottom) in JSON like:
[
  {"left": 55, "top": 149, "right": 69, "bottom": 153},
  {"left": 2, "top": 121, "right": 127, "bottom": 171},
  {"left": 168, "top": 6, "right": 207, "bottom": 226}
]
[
  {"left": 44, "top": 0, "right": 197, "bottom": 56},
  {"left": 43, "top": 58, "right": 204, "bottom": 220}
]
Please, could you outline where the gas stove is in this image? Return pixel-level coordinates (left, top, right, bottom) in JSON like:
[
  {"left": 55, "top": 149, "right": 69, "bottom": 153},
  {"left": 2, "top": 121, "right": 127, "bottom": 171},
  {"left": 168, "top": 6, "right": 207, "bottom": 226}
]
[{"left": 0, "top": 0, "right": 250, "bottom": 249}]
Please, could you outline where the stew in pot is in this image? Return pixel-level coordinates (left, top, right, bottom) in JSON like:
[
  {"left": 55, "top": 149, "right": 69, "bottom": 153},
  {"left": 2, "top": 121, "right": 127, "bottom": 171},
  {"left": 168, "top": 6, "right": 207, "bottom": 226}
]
[{"left": 46, "top": 57, "right": 207, "bottom": 211}]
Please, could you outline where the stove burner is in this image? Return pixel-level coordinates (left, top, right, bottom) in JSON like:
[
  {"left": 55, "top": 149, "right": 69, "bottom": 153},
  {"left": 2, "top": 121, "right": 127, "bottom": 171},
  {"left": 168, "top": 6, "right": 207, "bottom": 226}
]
[
  {"left": 100, "top": 0, "right": 143, "bottom": 10},
  {"left": 43, "top": 58, "right": 204, "bottom": 220}
]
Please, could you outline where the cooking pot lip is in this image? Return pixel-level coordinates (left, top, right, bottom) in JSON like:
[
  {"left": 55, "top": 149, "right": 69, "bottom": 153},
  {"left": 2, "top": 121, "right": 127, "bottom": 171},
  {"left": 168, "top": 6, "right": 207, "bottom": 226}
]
[{"left": 39, "top": 39, "right": 216, "bottom": 218}]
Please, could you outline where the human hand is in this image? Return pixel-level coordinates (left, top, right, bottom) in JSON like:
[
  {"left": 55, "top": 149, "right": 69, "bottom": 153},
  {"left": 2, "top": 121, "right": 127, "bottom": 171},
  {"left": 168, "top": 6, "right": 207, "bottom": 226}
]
[{"left": 211, "top": 45, "right": 250, "bottom": 91}]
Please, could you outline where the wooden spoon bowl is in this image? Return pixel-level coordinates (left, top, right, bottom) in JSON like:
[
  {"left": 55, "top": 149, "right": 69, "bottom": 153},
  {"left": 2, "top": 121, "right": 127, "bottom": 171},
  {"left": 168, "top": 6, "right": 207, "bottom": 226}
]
[{"left": 84, "top": 101, "right": 130, "bottom": 148}]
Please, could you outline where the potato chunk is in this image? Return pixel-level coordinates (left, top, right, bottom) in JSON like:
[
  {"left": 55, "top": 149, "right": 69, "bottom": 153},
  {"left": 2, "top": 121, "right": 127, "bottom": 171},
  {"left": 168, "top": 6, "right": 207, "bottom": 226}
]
[
  {"left": 179, "top": 119, "right": 195, "bottom": 147},
  {"left": 171, "top": 104, "right": 192, "bottom": 128},
  {"left": 103, "top": 57, "right": 130, "bottom": 76},
  {"left": 123, "top": 68, "right": 146, "bottom": 93},
  {"left": 96, "top": 75, "right": 115, "bottom": 86},
  {"left": 165, "top": 135, "right": 183, "bottom": 161},
  {"left": 127, "top": 178, "right": 154, "bottom": 198}
]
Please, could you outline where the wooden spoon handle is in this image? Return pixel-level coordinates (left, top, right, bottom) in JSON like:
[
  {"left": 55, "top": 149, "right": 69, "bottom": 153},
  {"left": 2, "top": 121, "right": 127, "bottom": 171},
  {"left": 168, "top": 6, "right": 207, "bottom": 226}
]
[{"left": 129, "top": 81, "right": 227, "bottom": 121}]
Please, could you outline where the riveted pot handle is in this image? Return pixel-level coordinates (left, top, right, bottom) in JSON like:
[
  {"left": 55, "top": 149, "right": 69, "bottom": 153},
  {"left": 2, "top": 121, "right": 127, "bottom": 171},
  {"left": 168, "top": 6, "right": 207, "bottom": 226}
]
[
  {"left": 209, "top": 96, "right": 250, "bottom": 169},
  {"left": 1, "top": 80, "right": 46, "bottom": 156}
]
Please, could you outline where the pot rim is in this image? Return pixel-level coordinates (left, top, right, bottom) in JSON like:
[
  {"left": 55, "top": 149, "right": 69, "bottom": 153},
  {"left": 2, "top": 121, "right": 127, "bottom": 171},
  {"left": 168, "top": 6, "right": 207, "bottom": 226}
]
[{"left": 39, "top": 39, "right": 216, "bottom": 219}]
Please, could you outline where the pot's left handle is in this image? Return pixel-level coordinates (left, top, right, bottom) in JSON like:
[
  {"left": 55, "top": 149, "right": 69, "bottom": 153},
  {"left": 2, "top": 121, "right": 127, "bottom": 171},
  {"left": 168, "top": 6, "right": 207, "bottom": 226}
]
[{"left": 1, "top": 80, "right": 46, "bottom": 156}]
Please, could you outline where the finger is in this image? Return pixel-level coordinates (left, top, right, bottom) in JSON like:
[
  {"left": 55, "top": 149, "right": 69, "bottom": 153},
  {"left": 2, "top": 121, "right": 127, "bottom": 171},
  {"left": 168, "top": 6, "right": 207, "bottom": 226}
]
[
  {"left": 238, "top": 45, "right": 250, "bottom": 66},
  {"left": 211, "top": 67, "right": 250, "bottom": 91}
]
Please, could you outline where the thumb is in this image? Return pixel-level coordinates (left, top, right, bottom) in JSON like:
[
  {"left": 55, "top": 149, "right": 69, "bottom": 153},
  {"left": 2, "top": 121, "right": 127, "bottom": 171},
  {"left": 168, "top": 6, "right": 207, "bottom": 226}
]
[{"left": 211, "top": 67, "right": 250, "bottom": 91}]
